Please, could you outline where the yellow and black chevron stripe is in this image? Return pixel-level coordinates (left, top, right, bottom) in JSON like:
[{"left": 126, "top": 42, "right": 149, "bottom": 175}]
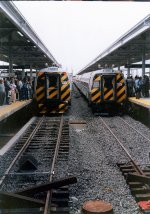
[
  {"left": 36, "top": 72, "right": 45, "bottom": 110},
  {"left": 36, "top": 71, "right": 70, "bottom": 114},
  {"left": 94, "top": 75, "right": 101, "bottom": 82},
  {"left": 48, "top": 87, "right": 58, "bottom": 99},
  {"left": 116, "top": 73, "right": 126, "bottom": 103},
  {"left": 91, "top": 75, "right": 101, "bottom": 103},
  {"left": 61, "top": 73, "right": 71, "bottom": 102},
  {"left": 49, "top": 103, "right": 67, "bottom": 114},
  {"left": 91, "top": 88, "right": 101, "bottom": 103},
  {"left": 103, "top": 87, "right": 114, "bottom": 101}
]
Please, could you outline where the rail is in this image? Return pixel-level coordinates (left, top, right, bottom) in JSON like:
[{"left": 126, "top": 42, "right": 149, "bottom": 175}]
[
  {"left": 119, "top": 117, "right": 150, "bottom": 143},
  {"left": 99, "top": 116, "right": 144, "bottom": 175},
  {"left": 44, "top": 115, "right": 64, "bottom": 214},
  {"left": 0, "top": 116, "right": 45, "bottom": 187}
]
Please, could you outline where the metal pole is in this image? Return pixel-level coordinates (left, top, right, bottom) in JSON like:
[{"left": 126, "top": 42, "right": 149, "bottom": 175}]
[
  {"left": 142, "top": 50, "right": 145, "bottom": 77},
  {"left": 30, "top": 64, "right": 32, "bottom": 77},
  {"left": 127, "top": 59, "right": 130, "bottom": 77},
  {"left": 8, "top": 34, "right": 13, "bottom": 73}
]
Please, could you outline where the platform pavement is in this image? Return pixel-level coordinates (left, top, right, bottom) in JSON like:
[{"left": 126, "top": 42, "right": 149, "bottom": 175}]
[
  {"left": 128, "top": 97, "right": 150, "bottom": 109},
  {"left": 0, "top": 100, "right": 32, "bottom": 122}
]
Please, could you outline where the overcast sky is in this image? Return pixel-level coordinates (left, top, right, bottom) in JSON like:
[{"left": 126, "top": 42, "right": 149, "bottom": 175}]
[{"left": 14, "top": 1, "right": 150, "bottom": 74}]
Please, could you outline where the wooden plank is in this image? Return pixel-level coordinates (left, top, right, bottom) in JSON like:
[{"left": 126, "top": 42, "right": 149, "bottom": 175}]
[
  {"left": 0, "top": 192, "right": 44, "bottom": 208},
  {"left": 127, "top": 173, "right": 150, "bottom": 185},
  {"left": 131, "top": 187, "right": 150, "bottom": 195},
  {"left": 135, "top": 193, "right": 150, "bottom": 202},
  {"left": 128, "top": 181, "right": 143, "bottom": 188},
  {"left": 15, "top": 176, "right": 77, "bottom": 196},
  {"left": 69, "top": 120, "right": 86, "bottom": 124}
]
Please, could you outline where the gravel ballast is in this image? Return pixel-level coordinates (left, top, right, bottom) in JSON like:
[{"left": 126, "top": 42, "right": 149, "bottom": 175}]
[
  {"left": 67, "top": 84, "right": 150, "bottom": 214},
  {"left": 0, "top": 83, "right": 149, "bottom": 214}
]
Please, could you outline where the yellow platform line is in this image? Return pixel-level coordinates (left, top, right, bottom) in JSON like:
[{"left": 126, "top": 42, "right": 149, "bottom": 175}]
[
  {"left": 0, "top": 100, "right": 32, "bottom": 122},
  {"left": 128, "top": 97, "right": 150, "bottom": 109}
]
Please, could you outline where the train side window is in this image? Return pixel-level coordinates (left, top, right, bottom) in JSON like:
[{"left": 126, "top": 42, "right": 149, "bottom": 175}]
[{"left": 93, "top": 81, "right": 99, "bottom": 88}]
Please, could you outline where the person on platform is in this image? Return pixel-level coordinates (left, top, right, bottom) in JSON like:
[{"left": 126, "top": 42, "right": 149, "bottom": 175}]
[
  {"left": 10, "top": 78, "right": 17, "bottom": 103},
  {"left": 141, "top": 75, "right": 149, "bottom": 98},
  {"left": 4, "top": 77, "right": 11, "bottom": 104},
  {"left": 134, "top": 76, "right": 142, "bottom": 99},
  {"left": 21, "top": 78, "right": 28, "bottom": 100},
  {"left": 0, "top": 78, "right": 6, "bottom": 105},
  {"left": 126, "top": 76, "right": 134, "bottom": 97},
  {"left": 16, "top": 78, "right": 23, "bottom": 101}
]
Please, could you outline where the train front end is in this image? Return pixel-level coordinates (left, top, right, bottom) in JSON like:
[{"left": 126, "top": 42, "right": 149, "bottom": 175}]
[
  {"left": 91, "top": 72, "right": 127, "bottom": 114},
  {"left": 35, "top": 70, "right": 71, "bottom": 114}
]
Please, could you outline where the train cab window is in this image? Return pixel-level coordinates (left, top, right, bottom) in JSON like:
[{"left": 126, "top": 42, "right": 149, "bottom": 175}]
[
  {"left": 103, "top": 76, "right": 114, "bottom": 89},
  {"left": 46, "top": 75, "right": 60, "bottom": 99},
  {"left": 93, "top": 81, "right": 99, "bottom": 88},
  {"left": 48, "top": 76, "right": 58, "bottom": 87}
]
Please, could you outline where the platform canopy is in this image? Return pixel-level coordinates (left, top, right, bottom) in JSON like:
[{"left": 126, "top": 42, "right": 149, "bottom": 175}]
[
  {"left": 78, "top": 14, "right": 150, "bottom": 75},
  {"left": 0, "top": 1, "right": 59, "bottom": 71}
]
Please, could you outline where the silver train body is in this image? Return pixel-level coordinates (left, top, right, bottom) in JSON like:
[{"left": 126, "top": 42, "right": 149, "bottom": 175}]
[{"left": 74, "top": 69, "right": 127, "bottom": 114}]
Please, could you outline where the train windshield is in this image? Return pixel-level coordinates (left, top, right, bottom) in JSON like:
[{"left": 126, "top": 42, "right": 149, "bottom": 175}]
[
  {"left": 103, "top": 75, "right": 115, "bottom": 101},
  {"left": 93, "top": 81, "right": 99, "bottom": 88},
  {"left": 48, "top": 76, "right": 58, "bottom": 87},
  {"left": 46, "top": 74, "right": 60, "bottom": 100},
  {"left": 103, "top": 76, "right": 114, "bottom": 89}
]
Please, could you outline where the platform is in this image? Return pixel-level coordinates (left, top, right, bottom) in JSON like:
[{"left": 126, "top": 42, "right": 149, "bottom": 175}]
[
  {"left": 0, "top": 100, "right": 32, "bottom": 122},
  {"left": 128, "top": 97, "right": 150, "bottom": 109}
]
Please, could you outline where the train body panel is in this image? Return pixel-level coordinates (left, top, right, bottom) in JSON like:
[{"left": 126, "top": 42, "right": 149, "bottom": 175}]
[
  {"left": 35, "top": 68, "right": 71, "bottom": 114},
  {"left": 74, "top": 69, "right": 127, "bottom": 114}
]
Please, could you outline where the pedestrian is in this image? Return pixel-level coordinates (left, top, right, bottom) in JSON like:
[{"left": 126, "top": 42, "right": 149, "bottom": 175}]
[
  {"left": 21, "top": 78, "right": 28, "bottom": 100},
  {"left": 10, "top": 78, "right": 17, "bottom": 103},
  {"left": 16, "top": 78, "right": 23, "bottom": 100},
  {"left": 134, "top": 76, "right": 142, "bottom": 99},
  {"left": 143, "top": 75, "right": 149, "bottom": 97},
  {"left": 126, "top": 76, "right": 134, "bottom": 97},
  {"left": 28, "top": 78, "right": 33, "bottom": 99},
  {"left": 4, "top": 77, "right": 11, "bottom": 104},
  {"left": 0, "top": 78, "right": 6, "bottom": 105}
]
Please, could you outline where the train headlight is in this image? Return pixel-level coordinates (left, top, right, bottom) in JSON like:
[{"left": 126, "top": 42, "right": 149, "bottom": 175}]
[
  {"left": 62, "top": 81, "right": 68, "bottom": 85},
  {"left": 117, "top": 83, "right": 122, "bottom": 87}
]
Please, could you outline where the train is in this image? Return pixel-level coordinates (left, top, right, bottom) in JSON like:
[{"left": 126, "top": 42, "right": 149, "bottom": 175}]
[
  {"left": 73, "top": 68, "right": 127, "bottom": 114},
  {"left": 34, "top": 67, "right": 71, "bottom": 114}
]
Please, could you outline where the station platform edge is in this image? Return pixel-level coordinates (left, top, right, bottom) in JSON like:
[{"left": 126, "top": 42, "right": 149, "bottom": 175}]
[
  {"left": 0, "top": 100, "right": 32, "bottom": 122},
  {"left": 128, "top": 97, "right": 150, "bottom": 109}
]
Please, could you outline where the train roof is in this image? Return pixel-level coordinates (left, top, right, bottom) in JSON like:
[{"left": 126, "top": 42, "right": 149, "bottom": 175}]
[
  {"left": 77, "top": 68, "right": 122, "bottom": 76},
  {"left": 39, "top": 67, "right": 67, "bottom": 73}
]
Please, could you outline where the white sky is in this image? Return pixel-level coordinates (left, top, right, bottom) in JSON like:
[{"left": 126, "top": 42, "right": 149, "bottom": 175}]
[{"left": 14, "top": 1, "right": 150, "bottom": 74}]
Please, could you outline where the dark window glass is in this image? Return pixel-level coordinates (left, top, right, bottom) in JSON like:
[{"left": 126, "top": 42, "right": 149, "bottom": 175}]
[
  {"left": 104, "top": 77, "right": 114, "bottom": 89},
  {"left": 49, "top": 76, "right": 58, "bottom": 87},
  {"left": 93, "top": 81, "right": 99, "bottom": 88}
]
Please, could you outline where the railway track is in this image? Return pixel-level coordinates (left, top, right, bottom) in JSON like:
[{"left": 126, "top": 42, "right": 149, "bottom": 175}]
[
  {"left": 99, "top": 116, "right": 150, "bottom": 212},
  {"left": 0, "top": 116, "right": 75, "bottom": 214}
]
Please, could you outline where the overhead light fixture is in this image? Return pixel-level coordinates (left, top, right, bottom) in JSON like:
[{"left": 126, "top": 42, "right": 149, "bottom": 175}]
[
  {"left": 44, "top": 55, "right": 46, "bottom": 58},
  {"left": 98, "top": 64, "right": 101, "bottom": 69},
  {"left": 17, "top": 31, "right": 24, "bottom": 37},
  {"left": 3, "top": 55, "right": 8, "bottom": 58},
  {"left": 27, "top": 40, "right": 30, "bottom": 43},
  {"left": 33, "top": 46, "right": 36, "bottom": 48}
]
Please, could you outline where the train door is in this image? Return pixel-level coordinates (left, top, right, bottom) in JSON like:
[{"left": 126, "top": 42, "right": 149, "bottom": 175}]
[
  {"left": 102, "top": 75, "right": 116, "bottom": 101},
  {"left": 45, "top": 73, "right": 60, "bottom": 101}
]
